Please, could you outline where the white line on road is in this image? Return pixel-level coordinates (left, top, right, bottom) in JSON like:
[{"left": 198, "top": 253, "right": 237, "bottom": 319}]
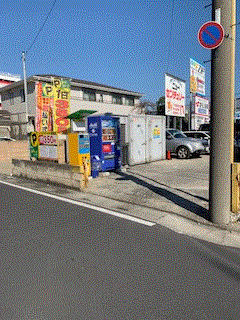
[{"left": 0, "top": 180, "right": 155, "bottom": 227}]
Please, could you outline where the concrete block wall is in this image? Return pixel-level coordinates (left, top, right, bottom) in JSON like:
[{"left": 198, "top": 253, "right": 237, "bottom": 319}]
[{"left": 12, "top": 159, "right": 87, "bottom": 190}]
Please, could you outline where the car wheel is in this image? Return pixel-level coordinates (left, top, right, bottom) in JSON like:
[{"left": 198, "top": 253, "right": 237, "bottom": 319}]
[{"left": 177, "top": 146, "right": 190, "bottom": 159}]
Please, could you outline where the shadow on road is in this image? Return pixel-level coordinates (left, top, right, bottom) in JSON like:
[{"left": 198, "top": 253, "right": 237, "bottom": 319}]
[{"left": 116, "top": 171, "right": 210, "bottom": 221}]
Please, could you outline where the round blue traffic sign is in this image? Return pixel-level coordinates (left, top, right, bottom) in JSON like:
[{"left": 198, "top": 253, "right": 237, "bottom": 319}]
[{"left": 198, "top": 21, "right": 224, "bottom": 49}]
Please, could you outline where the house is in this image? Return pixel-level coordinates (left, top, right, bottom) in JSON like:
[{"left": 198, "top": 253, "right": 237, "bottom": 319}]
[
  {"left": 0, "top": 72, "right": 21, "bottom": 108},
  {"left": 0, "top": 72, "right": 21, "bottom": 137},
  {"left": 0, "top": 74, "right": 143, "bottom": 139}
]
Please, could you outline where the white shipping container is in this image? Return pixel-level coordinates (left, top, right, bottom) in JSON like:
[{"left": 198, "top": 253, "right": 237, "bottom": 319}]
[
  {"left": 146, "top": 115, "right": 166, "bottom": 162},
  {"left": 128, "top": 114, "right": 166, "bottom": 165},
  {"left": 128, "top": 115, "right": 146, "bottom": 165}
]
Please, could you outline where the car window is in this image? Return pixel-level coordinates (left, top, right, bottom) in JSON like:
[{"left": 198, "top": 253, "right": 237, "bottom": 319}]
[
  {"left": 168, "top": 129, "right": 187, "bottom": 138},
  {"left": 174, "top": 132, "right": 187, "bottom": 138},
  {"left": 199, "top": 124, "right": 210, "bottom": 131},
  {"left": 166, "top": 132, "right": 172, "bottom": 139},
  {"left": 186, "top": 133, "right": 195, "bottom": 138},
  {"left": 173, "top": 133, "right": 185, "bottom": 138}
]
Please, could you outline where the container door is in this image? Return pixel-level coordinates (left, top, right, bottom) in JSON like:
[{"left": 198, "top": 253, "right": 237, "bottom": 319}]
[
  {"left": 128, "top": 115, "right": 146, "bottom": 165},
  {"left": 146, "top": 116, "right": 166, "bottom": 162}
]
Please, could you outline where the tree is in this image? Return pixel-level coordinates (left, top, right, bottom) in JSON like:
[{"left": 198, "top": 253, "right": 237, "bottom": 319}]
[
  {"left": 132, "top": 100, "right": 157, "bottom": 114},
  {"left": 156, "top": 96, "right": 165, "bottom": 115}
]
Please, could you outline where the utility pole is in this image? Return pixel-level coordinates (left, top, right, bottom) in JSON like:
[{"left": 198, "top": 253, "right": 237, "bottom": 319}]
[
  {"left": 22, "top": 51, "right": 28, "bottom": 123},
  {"left": 209, "top": 0, "right": 236, "bottom": 224}
]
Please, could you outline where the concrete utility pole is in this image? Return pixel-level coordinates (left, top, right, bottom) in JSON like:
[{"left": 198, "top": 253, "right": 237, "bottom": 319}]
[
  {"left": 209, "top": 0, "right": 236, "bottom": 224},
  {"left": 22, "top": 51, "right": 28, "bottom": 123}
]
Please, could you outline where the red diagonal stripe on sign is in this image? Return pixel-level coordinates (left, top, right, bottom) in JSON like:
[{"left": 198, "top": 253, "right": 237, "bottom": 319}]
[{"left": 204, "top": 28, "right": 218, "bottom": 42}]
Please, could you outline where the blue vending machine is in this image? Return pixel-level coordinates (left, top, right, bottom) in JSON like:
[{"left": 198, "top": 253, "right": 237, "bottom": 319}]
[{"left": 87, "top": 114, "right": 121, "bottom": 175}]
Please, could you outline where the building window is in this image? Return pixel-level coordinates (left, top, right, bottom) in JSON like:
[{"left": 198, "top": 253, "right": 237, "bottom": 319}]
[
  {"left": 125, "top": 97, "right": 134, "bottom": 106},
  {"left": 20, "top": 88, "right": 25, "bottom": 102},
  {"left": 112, "top": 94, "right": 122, "bottom": 105},
  {"left": 83, "top": 89, "right": 96, "bottom": 101},
  {"left": 9, "top": 92, "right": 14, "bottom": 105},
  {"left": 96, "top": 93, "right": 103, "bottom": 103}
]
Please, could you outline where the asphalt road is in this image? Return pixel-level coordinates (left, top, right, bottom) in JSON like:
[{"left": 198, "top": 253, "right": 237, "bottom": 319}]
[{"left": 1, "top": 182, "right": 240, "bottom": 320}]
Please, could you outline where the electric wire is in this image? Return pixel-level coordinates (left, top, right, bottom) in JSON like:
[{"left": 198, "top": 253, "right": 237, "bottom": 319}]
[{"left": 26, "top": 0, "right": 58, "bottom": 53}]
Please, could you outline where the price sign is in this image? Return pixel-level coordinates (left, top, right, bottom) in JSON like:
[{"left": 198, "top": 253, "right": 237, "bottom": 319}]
[{"left": 39, "top": 134, "right": 57, "bottom": 145}]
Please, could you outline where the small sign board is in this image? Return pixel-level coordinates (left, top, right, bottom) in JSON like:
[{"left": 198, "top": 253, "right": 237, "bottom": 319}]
[
  {"left": 165, "top": 74, "right": 186, "bottom": 117},
  {"left": 29, "top": 132, "right": 39, "bottom": 160},
  {"left": 38, "top": 132, "right": 58, "bottom": 161},
  {"left": 198, "top": 21, "right": 224, "bottom": 49}
]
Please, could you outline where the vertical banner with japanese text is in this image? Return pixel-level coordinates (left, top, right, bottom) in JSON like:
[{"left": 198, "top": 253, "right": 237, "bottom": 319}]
[
  {"left": 194, "top": 95, "right": 209, "bottom": 117},
  {"left": 53, "top": 78, "right": 70, "bottom": 133},
  {"left": 190, "top": 58, "right": 205, "bottom": 96},
  {"left": 35, "top": 78, "right": 70, "bottom": 133},
  {"left": 42, "top": 82, "right": 54, "bottom": 132},
  {"left": 36, "top": 82, "right": 43, "bottom": 132}
]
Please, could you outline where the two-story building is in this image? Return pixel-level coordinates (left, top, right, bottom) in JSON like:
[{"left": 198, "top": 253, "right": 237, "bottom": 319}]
[
  {"left": 0, "top": 72, "right": 21, "bottom": 137},
  {"left": 0, "top": 74, "right": 143, "bottom": 139}
]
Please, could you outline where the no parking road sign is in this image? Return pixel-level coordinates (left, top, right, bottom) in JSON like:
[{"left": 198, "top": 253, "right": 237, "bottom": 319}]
[{"left": 198, "top": 21, "right": 224, "bottom": 49}]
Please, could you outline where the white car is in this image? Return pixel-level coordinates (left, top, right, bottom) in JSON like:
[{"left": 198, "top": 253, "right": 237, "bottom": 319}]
[{"left": 0, "top": 137, "right": 16, "bottom": 141}]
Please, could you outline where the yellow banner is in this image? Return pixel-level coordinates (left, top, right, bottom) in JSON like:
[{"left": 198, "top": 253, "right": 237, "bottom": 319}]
[{"left": 53, "top": 78, "right": 70, "bottom": 133}]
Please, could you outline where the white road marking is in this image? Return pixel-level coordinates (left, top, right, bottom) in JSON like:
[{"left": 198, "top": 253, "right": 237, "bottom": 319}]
[{"left": 0, "top": 180, "right": 155, "bottom": 227}]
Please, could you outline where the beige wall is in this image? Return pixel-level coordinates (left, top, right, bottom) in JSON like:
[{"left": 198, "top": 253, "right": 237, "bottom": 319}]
[
  {"left": 0, "top": 140, "right": 66, "bottom": 175},
  {"left": 70, "top": 97, "right": 138, "bottom": 116},
  {"left": 69, "top": 86, "right": 139, "bottom": 116},
  {"left": 0, "top": 140, "right": 30, "bottom": 174}
]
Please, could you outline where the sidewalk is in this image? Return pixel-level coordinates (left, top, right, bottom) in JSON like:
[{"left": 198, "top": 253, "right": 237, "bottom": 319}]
[
  {"left": 87, "top": 158, "right": 210, "bottom": 224},
  {"left": 1, "top": 154, "right": 240, "bottom": 247}
]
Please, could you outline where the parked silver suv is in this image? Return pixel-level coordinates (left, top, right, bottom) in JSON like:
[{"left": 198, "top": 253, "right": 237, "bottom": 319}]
[
  {"left": 183, "top": 131, "right": 210, "bottom": 154},
  {"left": 166, "top": 129, "right": 205, "bottom": 159}
]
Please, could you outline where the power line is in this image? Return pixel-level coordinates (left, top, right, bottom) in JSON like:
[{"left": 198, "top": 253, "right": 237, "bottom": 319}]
[{"left": 26, "top": 0, "right": 58, "bottom": 53}]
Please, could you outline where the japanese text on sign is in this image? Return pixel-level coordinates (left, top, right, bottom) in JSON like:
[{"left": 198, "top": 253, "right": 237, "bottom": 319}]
[
  {"left": 165, "top": 74, "right": 186, "bottom": 117},
  {"left": 190, "top": 58, "right": 205, "bottom": 95},
  {"left": 194, "top": 95, "right": 209, "bottom": 117},
  {"left": 39, "top": 134, "right": 57, "bottom": 145},
  {"left": 36, "top": 82, "right": 54, "bottom": 132},
  {"left": 53, "top": 78, "right": 70, "bottom": 133}
]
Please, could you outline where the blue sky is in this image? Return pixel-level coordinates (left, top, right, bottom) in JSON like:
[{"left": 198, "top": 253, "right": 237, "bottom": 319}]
[{"left": 1, "top": 0, "right": 240, "bottom": 104}]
